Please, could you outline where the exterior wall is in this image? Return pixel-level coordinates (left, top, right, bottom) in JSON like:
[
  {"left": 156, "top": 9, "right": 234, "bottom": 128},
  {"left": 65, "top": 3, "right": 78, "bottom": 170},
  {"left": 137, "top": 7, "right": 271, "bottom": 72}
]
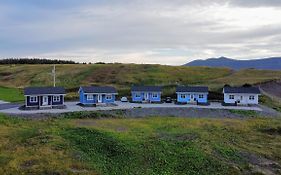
[
  {"left": 102, "top": 94, "right": 115, "bottom": 103},
  {"left": 224, "top": 93, "right": 259, "bottom": 105},
  {"left": 52, "top": 95, "right": 64, "bottom": 105},
  {"left": 79, "top": 90, "right": 116, "bottom": 104},
  {"left": 26, "top": 95, "right": 64, "bottom": 107},
  {"left": 26, "top": 96, "right": 39, "bottom": 107},
  {"left": 177, "top": 93, "right": 208, "bottom": 103},
  {"left": 131, "top": 92, "right": 161, "bottom": 102}
]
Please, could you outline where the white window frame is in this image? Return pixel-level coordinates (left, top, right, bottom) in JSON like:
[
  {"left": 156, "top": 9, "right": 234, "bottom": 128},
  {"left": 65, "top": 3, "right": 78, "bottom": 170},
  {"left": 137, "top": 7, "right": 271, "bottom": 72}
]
[
  {"left": 53, "top": 95, "right": 60, "bottom": 102},
  {"left": 106, "top": 95, "right": 112, "bottom": 100},
  {"left": 249, "top": 96, "right": 255, "bottom": 100},
  {"left": 229, "top": 95, "right": 234, "bottom": 100},
  {"left": 152, "top": 93, "right": 158, "bottom": 98},
  {"left": 180, "top": 94, "right": 186, "bottom": 99},
  {"left": 30, "top": 96, "right": 38, "bottom": 103},
  {"left": 199, "top": 94, "right": 204, "bottom": 99},
  {"left": 135, "top": 93, "right": 141, "bottom": 98},
  {"left": 87, "top": 94, "right": 94, "bottom": 100}
]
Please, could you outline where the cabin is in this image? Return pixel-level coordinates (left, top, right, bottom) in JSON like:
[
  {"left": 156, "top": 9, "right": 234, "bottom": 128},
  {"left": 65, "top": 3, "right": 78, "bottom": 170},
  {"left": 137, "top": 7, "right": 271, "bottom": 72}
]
[
  {"left": 131, "top": 86, "right": 162, "bottom": 103},
  {"left": 176, "top": 86, "right": 209, "bottom": 104},
  {"left": 24, "top": 87, "right": 66, "bottom": 109},
  {"left": 223, "top": 87, "right": 260, "bottom": 105},
  {"left": 79, "top": 86, "right": 117, "bottom": 105}
]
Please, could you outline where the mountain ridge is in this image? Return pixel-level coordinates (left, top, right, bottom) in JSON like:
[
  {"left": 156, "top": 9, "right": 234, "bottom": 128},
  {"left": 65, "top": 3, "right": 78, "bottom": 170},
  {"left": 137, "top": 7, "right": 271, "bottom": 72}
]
[{"left": 185, "top": 57, "right": 281, "bottom": 70}]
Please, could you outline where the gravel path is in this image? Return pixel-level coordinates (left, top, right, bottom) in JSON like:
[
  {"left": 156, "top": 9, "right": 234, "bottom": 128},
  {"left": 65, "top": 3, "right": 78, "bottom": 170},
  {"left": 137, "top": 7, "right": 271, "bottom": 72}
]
[{"left": 0, "top": 101, "right": 279, "bottom": 119}]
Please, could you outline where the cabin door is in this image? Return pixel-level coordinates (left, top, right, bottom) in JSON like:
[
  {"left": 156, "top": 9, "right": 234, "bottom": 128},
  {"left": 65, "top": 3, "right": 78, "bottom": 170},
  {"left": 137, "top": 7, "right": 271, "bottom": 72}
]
[
  {"left": 98, "top": 94, "right": 102, "bottom": 103},
  {"left": 144, "top": 93, "right": 149, "bottom": 101},
  {"left": 42, "top": 96, "right": 48, "bottom": 106}
]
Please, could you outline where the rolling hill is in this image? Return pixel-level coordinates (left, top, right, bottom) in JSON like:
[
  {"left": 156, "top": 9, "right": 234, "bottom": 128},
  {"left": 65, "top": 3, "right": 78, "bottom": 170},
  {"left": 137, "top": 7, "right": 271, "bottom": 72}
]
[
  {"left": 1, "top": 63, "right": 281, "bottom": 101},
  {"left": 185, "top": 57, "right": 281, "bottom": 70}
]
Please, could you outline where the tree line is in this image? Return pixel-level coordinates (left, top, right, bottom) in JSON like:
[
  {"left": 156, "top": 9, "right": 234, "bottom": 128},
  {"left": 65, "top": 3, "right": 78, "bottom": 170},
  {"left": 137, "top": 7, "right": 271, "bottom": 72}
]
[{"left": 0, "top": 58, "right": 77, "bottom": 64}]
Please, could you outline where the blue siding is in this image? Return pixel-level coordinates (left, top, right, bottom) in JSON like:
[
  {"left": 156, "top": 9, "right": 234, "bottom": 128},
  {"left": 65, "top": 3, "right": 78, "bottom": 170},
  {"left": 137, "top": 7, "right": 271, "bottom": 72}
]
[
  {"left": 177, "top": 93, "right": 208, "bottom": 103},
  {"left": 79, "top": 90, "right": 116, "bottom": 104},
  {"left": 131, "top": 92, "right": 161, "bottom": 102},
  {"left": 102, "top": 94, "right": 115, "bottom": 103}
]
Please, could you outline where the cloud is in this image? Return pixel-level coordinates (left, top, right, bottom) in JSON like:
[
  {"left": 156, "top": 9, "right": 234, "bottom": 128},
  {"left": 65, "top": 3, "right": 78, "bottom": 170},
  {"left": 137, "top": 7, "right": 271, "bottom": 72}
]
[{"left": 0, "top": 0, "right": 280, "bottom": 65}]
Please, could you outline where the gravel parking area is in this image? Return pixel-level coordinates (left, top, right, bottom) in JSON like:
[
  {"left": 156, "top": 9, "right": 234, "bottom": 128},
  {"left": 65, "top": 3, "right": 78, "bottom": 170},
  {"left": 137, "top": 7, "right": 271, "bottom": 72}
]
[{"left": 0, "top": 101, "right": 263, "bottom": 115}]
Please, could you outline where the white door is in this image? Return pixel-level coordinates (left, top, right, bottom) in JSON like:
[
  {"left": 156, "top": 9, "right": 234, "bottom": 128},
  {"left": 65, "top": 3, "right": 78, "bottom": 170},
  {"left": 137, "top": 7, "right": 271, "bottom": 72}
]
[
  {"left": 145, "top": 93, "right": 149, "bottom": 101},
  {"left": 190, "top": 94, "right": 194, "bottom": 101},
  {"left": 98, "top": 94, "right": 102, "bottom": 103},
  {"left": 42, "top": 96, "right": 48, "bottom": 106}
]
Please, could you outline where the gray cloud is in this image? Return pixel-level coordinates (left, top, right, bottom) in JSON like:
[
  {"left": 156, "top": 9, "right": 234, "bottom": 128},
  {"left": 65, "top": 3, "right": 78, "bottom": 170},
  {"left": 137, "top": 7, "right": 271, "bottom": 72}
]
[{"left": 0, "top": 0, "right": 280, "bottom": 65}]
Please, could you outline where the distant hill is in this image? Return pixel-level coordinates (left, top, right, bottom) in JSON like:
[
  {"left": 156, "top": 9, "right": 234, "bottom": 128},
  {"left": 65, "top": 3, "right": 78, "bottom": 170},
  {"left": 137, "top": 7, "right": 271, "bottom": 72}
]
[{"left": 185, "top": 57, "right": 281, "bottom": 70}]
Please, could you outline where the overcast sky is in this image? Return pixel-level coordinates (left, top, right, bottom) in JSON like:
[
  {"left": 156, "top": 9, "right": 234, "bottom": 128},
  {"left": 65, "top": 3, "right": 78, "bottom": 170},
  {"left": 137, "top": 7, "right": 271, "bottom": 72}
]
[{"left": 0, "top": 0, "right": 281, "bottom": 65}]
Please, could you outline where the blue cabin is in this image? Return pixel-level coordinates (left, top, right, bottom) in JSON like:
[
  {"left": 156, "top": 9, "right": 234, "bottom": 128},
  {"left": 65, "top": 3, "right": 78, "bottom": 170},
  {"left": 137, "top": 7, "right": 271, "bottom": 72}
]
[
  {"left": 79, "top": 86, "right": 117, "bottom": 105},
  {"left": 131, "top": 86, "right": 162, "bottom": 103},
  {"left": 176, "top": 86, "right": 208, "bottom": 104},
  {"left": 24, "top": 87, "right": 66, "bottom": 109}
]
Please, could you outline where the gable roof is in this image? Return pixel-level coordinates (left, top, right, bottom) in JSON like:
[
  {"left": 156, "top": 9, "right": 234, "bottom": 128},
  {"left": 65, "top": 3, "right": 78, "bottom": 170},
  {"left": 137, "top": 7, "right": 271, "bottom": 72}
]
[
  {"left": 131, "top": 86, "right": 162, "bottom": 92},
  {"left": 24, "top": 87, "right": 66, "bottom": 95},
  {"left": 176, "top": 86, "right": 209, "bottom": 93},
  {"left": 223, "top": 87, "right": 261, "bottom": 94},
  {"left": 80, "top": 86, "right": 117, "bottom": 94}
]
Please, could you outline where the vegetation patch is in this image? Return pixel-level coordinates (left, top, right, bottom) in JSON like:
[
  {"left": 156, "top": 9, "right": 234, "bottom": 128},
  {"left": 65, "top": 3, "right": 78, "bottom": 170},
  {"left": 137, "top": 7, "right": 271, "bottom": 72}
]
[
  {"left": 229, "top": 110, "right": 258, "bottom": 117},
  {"left": 1, "top": 114, "right": 281, "bottom": 174},
  {"left": 0, "top": 86, "right": 23, "bottom": 102}
]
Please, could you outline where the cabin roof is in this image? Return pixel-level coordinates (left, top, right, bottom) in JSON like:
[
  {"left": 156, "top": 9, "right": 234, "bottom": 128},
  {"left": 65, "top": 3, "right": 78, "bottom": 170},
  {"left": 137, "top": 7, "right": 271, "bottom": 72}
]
[
  {"left": 223, "top": 87, "right": 260, "bottom": 94},
  {"left": 80, "top": 86, "right": 117, "bottom": 93},
  {"left": 176, "top": 86, "right": 209, "bottom": 93},
  {"left": 24, "top": 87, "right": 66, "bottom": 95},
  {"left": 131, "top": 86, "right": 162, "bottom": 92}
]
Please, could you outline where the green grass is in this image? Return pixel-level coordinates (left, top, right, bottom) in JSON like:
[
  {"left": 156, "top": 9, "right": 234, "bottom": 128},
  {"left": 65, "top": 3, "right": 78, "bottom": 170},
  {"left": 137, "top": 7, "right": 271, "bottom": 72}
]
[
  {"left": 1, "top": 64, "right": 281, "bottom": 101},
  {"left": 260, "top": 95, "right": 281, "bottom": 112},
  {"left": 0, "top": 113, "right": 281, "bottom": 174},
  {"left": 229, "top": 110, "right": 258, "bottom": 117},
  {"left": 0, "top": 86, "right": 23, "bottom": 102}
]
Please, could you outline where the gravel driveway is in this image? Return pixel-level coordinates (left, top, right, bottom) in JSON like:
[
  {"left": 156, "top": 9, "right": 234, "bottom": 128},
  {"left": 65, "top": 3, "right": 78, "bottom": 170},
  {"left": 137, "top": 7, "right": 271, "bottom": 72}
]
[{"left": 0, "top": 101, "right": 263, "bottom": 115}]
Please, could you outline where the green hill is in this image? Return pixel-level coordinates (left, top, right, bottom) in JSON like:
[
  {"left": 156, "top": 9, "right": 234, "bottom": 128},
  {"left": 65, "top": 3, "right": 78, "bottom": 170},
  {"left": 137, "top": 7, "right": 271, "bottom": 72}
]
[
  {"left": 0, "top": 113, "right": 281, "bottom": 174},
  {"left": 1, "top": 64, "right": 281, "bottom": 101}
]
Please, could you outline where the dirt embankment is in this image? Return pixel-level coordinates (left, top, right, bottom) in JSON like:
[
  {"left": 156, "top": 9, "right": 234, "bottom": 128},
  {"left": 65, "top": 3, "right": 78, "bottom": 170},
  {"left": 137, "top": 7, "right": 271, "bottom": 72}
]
[{"left": 260, "top": 80, "right": 281, "bottom": 99}]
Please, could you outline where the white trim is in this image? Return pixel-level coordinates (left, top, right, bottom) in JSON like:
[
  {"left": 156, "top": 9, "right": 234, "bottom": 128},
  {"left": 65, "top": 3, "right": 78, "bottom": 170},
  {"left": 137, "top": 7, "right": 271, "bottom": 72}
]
[
  {"left": 83, "top": 93, "right": 118, "bottom": 95},
  {"left": 53, "top": 95, "right": 60, "bottom": 102},
  {"left": 30, "top": 96, "right": 38, "bottom": 103},
  {"left": 25, "top": 94, "right": 66, "bottom": 96},
  {"left": 87, "top": 94, "right": 94, "bottom": 100},
  {"left": 105, "top": 95, "right": 112, "bottom": 100},
  {"left": 132, "top": 91, "right": 161, "bottom": 93},
  {"left": 176, "top": 92, "right": 208, "bottom": 94}
]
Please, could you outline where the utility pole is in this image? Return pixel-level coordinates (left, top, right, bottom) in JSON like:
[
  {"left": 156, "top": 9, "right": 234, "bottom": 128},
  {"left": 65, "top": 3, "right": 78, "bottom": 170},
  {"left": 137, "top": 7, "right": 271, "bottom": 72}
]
[{"left": 52, "top": 65, "right": 56, "bottom": 87}]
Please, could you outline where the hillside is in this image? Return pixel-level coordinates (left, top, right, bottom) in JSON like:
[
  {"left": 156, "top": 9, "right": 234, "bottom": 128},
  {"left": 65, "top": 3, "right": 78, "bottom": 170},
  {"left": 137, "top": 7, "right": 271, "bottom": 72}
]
[
  {"left": 0, "top": 113, "right": 281, "bottom": 174},
  {"left": 1, "top": 64, "right": 281, "bottom": 100},
  {"left": 185, "top": 57, "right": 281, "bottom": 70}
]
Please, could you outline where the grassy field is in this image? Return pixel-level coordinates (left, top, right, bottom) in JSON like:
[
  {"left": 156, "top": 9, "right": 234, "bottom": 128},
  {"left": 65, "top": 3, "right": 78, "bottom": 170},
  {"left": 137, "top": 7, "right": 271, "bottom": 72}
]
[
  {"left": 1, "top": 64, "right": 281, "bottom": 101},
  {"left": 0, "top": 86, "right": 23, "bottom": 102},
  {"left": 0, "top": 113, "right": 281, "bottom": 174},
  {"left": 1, "top": 64, "right": 281, "bottom": 89}
]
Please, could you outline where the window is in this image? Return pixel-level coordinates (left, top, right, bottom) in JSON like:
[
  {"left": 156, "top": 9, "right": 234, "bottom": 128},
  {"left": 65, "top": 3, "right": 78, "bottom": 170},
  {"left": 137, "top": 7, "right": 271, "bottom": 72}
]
[
  {"left": 53, "top": 96, "right": 60, "bottom": 102},
  {"left": 30, "top": 96, "right": 37, "bottom": 103},
  {"left": 249, "top": 96, "right": 255, "bottom": 100},
  {"left": 229, "top": 95, "right": 234, "bottom": 100},
  {"left": 106, "top": 95, "right": 112, "bottom": 100},
  {"left": 135, "top": 93, "right": 141, "bottom": 98},
  {"left": 199, "top": 94, "right": 204, "bottom": 99},
  {"left": 87, "top": 94, "right": 94, "bottom": 100},
  {"left": 152, "top": 93, "right": 158, "bottom": 98},
  {"left": 180, "top": 94, "right": 186, "bottom": 99}
]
